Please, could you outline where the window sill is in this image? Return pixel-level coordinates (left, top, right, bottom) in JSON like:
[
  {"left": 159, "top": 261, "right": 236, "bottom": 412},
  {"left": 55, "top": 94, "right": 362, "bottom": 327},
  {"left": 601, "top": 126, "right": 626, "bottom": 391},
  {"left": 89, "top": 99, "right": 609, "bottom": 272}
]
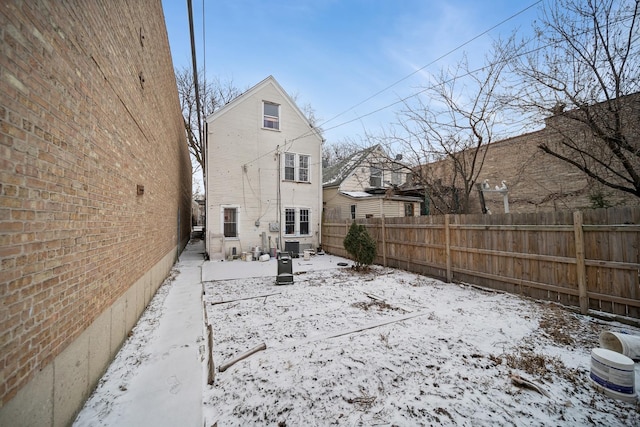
[
  {"left": 223, "top": 237, "right": 240, "bottom": 240},
  {"left": 261, "top": 127, "right": 280, "bottom": 132},
  {"left": 282, "top": 179, "right": 312, "bottom": 184}
]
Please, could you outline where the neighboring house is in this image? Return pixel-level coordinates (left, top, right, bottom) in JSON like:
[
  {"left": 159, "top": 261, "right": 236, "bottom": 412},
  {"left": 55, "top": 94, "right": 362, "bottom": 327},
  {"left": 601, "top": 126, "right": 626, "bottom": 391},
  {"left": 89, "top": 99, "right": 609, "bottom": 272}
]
[
  {"left": 323, "top": 145, "right": 422, "bottom": 220},
  {"left": 413, "top": 93, "right": 640, "bottom": 214},
  {"left": 205, "top": 76, "right": 323, "bottom": 258}
]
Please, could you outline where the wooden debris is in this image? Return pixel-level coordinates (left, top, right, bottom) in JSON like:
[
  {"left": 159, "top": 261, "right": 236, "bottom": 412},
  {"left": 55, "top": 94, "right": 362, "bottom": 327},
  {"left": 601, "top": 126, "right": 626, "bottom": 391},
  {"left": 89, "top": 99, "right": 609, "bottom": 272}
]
[
  {"left": 207, "top": 324, "right": 215, "bottom": 384},
  {"left": 210, "top": 292, "right": 281, "bottom": 305},
  {"left": 218, "top": 343, "right": 267, "bottom": 372},
  {"left": 365, "top": 293, "right": 386, "bottom": 302},
  {"left": 510, "top": 374, "right": 550, "bottom": 397}
]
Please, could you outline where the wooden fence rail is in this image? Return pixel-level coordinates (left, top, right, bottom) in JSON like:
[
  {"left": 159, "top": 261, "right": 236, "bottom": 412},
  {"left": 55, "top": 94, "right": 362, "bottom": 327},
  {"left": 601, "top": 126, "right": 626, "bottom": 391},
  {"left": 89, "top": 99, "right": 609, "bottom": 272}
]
[{"left": 322, "top": 207, "right": 640, "bottom": 319}]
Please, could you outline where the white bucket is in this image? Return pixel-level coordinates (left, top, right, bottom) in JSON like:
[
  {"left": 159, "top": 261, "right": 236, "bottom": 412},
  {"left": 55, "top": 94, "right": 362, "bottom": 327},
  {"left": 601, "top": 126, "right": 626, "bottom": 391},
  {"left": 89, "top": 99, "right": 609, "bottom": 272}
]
[
  {"left": 600, "top": 331, "right": 640, "bottom": 361},
  {"left": 590, "top": 347, "right": 637, "bottom": 403},
  {"left": 303, "top": 250, "right": 311, "bottom": 261}
]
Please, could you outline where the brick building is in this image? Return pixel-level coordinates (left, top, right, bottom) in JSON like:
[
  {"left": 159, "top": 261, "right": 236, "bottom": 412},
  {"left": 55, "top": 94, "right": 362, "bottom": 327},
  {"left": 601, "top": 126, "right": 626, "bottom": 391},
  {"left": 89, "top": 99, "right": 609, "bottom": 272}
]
[
  {"left": 0, "top": 1, "right": 192, "bottom": 425},
  {"left": 412, "top": 94, "right": 640, "bottom": 214}
]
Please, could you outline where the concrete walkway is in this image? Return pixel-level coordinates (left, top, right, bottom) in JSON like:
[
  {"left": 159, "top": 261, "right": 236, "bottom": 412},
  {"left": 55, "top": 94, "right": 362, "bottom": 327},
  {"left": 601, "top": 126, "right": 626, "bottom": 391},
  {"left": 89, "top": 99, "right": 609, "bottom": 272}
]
[
  {"left": 74, "top": 239, "right": 206, "bottom": 427},
  {"left": 115, "top": 240, "right": 205, "bottom": 426}
]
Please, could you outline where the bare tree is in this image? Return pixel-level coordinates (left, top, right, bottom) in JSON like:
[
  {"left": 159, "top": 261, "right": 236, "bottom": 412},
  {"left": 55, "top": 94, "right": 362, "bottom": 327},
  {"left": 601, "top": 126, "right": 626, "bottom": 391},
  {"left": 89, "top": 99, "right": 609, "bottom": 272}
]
[
  {"left": 391, "top": 44, "right": 512, "bottom": 214},
  {"left": 321, "top": 137, "right": 366, "bottom": 168},
  {"left": 175, "top": 67, "right": 242, "bottom": 173},
  {"left": 511, "top": 0, "right": 640, "bottom": 198}
]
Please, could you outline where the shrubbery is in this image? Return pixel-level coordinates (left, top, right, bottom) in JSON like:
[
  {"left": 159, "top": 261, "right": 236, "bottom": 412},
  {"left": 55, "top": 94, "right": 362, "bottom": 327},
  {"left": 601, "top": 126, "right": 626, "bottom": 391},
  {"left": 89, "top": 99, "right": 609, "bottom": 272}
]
[{"left": 343, "top": 222, "right": 377, "bottom": 271}]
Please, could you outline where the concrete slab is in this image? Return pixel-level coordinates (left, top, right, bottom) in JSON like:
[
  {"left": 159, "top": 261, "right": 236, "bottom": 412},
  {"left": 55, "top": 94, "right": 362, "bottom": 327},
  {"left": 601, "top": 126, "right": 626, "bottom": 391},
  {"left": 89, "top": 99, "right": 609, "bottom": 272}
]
[{"left": 202, "top": 252, "right": 353, "bottom": 282}]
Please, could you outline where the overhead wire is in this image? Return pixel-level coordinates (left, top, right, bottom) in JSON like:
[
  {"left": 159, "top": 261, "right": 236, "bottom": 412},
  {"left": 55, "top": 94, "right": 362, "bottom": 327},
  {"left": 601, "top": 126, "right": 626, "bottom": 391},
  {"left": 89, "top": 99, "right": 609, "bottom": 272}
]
[
  {"left": 285, "top": 0, "right": 544, "bottom": 145},
  {"left": 237, "top": 1, "right": 544, "bottom": 169},
  {"left": 312, "top": 1, "right": 543, "bottom": 130},
  {"left": 289, "top": 10, "right": 636, "bottom": 145}
]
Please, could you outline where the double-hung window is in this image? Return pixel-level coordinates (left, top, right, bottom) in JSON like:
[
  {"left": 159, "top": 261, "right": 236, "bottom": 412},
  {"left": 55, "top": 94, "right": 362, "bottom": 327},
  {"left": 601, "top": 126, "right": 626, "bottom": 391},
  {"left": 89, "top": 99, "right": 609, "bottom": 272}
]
[
  {"left": 284, "top": 208, "right": 311, "bottom": 236},
  {"left": 263, "top": 102, "right": 280, "bottom": 130},
  {"left": 284, "top": 153, "right": 296, "bottom": 181},
  {"left": 299, "top": 209, "right": 309, "bottom": 235},
  {"left": 223, "top": 207, "right": 238, "bottom": 238},
  {"left": 285, "top": 208, "right": 296, "bottom": 235},
  {"left": 283, "top": 153, "right": 311, "bottom": 182},
  {"left": 298, "top": 155, "right": 309, "bottom": 182},
  {"left": 370, "top": 164, "right": 382, "bottom": 187},
  {"left": 391, "top": 170, "right": 403, "bottom": 185}
]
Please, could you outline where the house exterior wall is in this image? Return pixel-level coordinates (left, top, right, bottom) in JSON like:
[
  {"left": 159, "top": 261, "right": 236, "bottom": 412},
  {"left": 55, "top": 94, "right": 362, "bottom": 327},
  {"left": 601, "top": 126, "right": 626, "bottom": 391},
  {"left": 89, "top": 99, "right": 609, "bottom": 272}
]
[
  {"left": 420, "top": 95, "right": 640, "bottom": 214},
  {"left": 0, "top": 1, "right": 192, "bottom": 425},
  {"left": 323, "top": 146, "right": 416, "bottom": 221},
  {"left": 323, "top": 190, "right": 419, "bottom": 221},
  {"left": 206, "top": 78, "right": 322, "bottom": 257},
  {"left": 338, "top": 148, "right": 411, "bottom": 192}
]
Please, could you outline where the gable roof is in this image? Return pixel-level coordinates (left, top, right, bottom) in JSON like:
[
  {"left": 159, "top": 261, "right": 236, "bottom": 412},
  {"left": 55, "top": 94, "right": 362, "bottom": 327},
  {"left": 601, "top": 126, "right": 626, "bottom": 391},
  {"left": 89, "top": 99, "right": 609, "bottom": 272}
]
[
  {"left": 205, "top": 75, "right": 322, "bottom": 141},
  {"left": 322, "top": 144, "right": 383, "bottom": 188}
]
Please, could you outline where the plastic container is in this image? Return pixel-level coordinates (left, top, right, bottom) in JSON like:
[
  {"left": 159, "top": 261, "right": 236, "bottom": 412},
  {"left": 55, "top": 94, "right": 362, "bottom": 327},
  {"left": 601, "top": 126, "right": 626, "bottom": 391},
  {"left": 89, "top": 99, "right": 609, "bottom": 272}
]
[
  {"left": 590, "top": 347, "right": 637, "bottom": 403},
  {"left": 259, "top": 254, "right": 270, "bottom": 262},
  {"left": 600, "top": 331, "right": 640, "bottom": 361}
]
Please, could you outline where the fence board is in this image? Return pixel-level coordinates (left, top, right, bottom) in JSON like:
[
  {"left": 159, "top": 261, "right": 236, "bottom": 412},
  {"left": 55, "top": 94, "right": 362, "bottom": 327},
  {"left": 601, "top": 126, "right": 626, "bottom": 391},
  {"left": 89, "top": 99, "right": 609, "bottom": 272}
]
[{"left": 323, "top": 206, "right": 640, "bottom": 319}]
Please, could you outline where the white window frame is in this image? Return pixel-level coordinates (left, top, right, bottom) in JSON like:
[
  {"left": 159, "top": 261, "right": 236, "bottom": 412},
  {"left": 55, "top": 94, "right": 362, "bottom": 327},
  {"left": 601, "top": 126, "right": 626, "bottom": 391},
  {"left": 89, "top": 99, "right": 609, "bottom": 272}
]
[
  {"left": 283, "top": 152, "right": 311, "bottom": 183},
  {"left": 370, "top": 164, "right": 382, "bottom": 187},
  {"left": 299, "top": 208, "right": 310, "bottom": 235},
  {"left": 298, "top": 155, "right": 309, "bottom": 182},
  {"left": 391, "top": 170, "right": 403, "bottom": 185},
  {"left": 283, "top": 207, "right": 312, "bottom": 236},
  {"left": 284, "top": 208, "right": 296, "bottom": 235},
  {"left": 220, "top": 205, "right": 240, "bottom": 240},
  {"left": 284, "top": 152, "right": 296, "bottom": 181},
  {"left": 263, "top": 101, "right": 280, "bottom": 130}
]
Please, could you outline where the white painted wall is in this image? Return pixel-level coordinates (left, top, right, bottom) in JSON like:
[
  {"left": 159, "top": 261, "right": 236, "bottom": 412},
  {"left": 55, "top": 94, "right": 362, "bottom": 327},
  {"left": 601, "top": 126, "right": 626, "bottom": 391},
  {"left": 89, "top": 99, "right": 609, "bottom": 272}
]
[{"left": 205, "top": 77, "right": 322, "bottom": 257}]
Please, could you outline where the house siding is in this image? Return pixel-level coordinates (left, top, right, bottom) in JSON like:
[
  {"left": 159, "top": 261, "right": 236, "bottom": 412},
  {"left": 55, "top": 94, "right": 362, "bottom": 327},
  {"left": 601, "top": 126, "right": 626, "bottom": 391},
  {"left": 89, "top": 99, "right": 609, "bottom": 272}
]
[
  {"left": 323, "top": 191, "right": 419, "bottom": 220},
  {"left": 206, "top": 77, "right": 322, "bottom": 256}
]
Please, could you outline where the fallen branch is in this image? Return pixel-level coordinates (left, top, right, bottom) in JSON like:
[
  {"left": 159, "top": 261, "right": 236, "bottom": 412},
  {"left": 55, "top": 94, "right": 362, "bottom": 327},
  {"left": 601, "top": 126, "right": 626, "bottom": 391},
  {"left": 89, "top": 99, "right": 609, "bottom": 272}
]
[
  {"left": 210, "top": 293, "right": 281, "bottom": 305},
  {"left": 510, "top": 374, "right": 550, "bottom": 397},
  {"left": 218, "top": 343, "right": 267, "bottom": 372}
]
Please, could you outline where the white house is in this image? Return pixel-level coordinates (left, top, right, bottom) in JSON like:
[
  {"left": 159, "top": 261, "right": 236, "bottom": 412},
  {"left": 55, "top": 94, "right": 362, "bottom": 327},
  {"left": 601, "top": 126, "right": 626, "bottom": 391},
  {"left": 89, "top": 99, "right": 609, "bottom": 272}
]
[
  {"left": 323, "top": 145, "right": 422, "bottom": 220},
  {"left": 204, "top": 76, "right": 323, "bottom": 259}
]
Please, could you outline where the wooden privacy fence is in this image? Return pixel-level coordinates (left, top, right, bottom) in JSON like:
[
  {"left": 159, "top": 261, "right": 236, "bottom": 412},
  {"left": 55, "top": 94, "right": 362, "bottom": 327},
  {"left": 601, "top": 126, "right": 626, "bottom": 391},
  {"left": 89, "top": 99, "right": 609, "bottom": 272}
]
[{"left": 322, "top": 207, "right": 640, "bottom": 319}]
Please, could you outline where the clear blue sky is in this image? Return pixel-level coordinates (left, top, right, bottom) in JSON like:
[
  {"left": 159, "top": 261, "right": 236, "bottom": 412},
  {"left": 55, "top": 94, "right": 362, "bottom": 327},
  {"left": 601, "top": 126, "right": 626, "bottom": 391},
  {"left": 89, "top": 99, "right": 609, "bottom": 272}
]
[{"left": 162, "top": 0, "right": 541, "bottom": 145}]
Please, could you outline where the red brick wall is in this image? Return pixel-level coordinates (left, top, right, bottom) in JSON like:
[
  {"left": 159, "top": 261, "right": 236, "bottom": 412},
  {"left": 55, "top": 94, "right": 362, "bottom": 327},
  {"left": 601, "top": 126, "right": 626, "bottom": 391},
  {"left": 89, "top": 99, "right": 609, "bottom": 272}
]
[{"left": 0, "top": 0, "right": 191, "bottom": 406}]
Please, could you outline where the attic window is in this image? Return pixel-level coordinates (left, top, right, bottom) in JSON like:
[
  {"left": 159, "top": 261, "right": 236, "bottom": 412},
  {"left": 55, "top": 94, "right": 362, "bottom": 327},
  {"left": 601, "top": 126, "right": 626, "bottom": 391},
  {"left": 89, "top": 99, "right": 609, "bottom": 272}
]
[
  {"left": 263, "top": 102, "right": 280, "bottom": 130},
  {"left": 370, "top": 165, "right": 382, "bottom": 187}
]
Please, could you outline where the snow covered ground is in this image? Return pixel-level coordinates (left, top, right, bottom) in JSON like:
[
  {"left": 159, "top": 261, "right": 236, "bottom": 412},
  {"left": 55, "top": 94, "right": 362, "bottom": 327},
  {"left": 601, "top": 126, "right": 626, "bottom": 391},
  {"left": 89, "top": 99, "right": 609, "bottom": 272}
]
[
  {"left": 74, "top": 249, "right": 640, "bottom": 426},
  {"left": 204, "top": 258, "right": 640, "bottom": 426}
]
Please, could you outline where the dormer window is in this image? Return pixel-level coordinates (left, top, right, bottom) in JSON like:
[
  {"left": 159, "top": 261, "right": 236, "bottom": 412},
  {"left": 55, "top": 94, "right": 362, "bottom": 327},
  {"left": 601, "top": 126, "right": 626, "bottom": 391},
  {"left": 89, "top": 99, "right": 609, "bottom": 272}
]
[
  {"left": 370, "top": 165, "right": 382, "bottom": 187},
  {"left": 263, "top": 101, "right": 280, "bottom": 130}
]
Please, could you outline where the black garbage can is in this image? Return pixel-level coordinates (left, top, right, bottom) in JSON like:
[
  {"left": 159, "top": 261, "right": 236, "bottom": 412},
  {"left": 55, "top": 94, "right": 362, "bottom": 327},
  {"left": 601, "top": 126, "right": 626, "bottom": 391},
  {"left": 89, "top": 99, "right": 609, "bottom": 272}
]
[{"left": 276, "top": 252, "right": 294, "bottom": 285}]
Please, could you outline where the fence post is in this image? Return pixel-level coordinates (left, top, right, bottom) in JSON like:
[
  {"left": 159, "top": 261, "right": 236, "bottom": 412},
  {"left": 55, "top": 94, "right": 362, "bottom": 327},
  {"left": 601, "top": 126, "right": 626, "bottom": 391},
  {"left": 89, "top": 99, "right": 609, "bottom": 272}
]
[
  {"left": 381, "top": 214, "right": 387, "bottom": 267},
  {"left": 573, "top": 210, "right": 588, "bottom": 314},
  {"left": 445, "top": 214, "right": 452, "bottom": 283}
]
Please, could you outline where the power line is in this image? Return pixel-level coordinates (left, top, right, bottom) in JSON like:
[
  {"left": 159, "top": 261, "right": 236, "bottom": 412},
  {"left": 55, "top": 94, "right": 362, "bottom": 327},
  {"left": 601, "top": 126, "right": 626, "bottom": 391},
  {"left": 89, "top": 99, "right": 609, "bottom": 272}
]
[
  {"left": 315, "top": 1, "right": 543, "bottom": 131},
  {"left": 290, "top": 9, "right": 637, "bottom": 144}
]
